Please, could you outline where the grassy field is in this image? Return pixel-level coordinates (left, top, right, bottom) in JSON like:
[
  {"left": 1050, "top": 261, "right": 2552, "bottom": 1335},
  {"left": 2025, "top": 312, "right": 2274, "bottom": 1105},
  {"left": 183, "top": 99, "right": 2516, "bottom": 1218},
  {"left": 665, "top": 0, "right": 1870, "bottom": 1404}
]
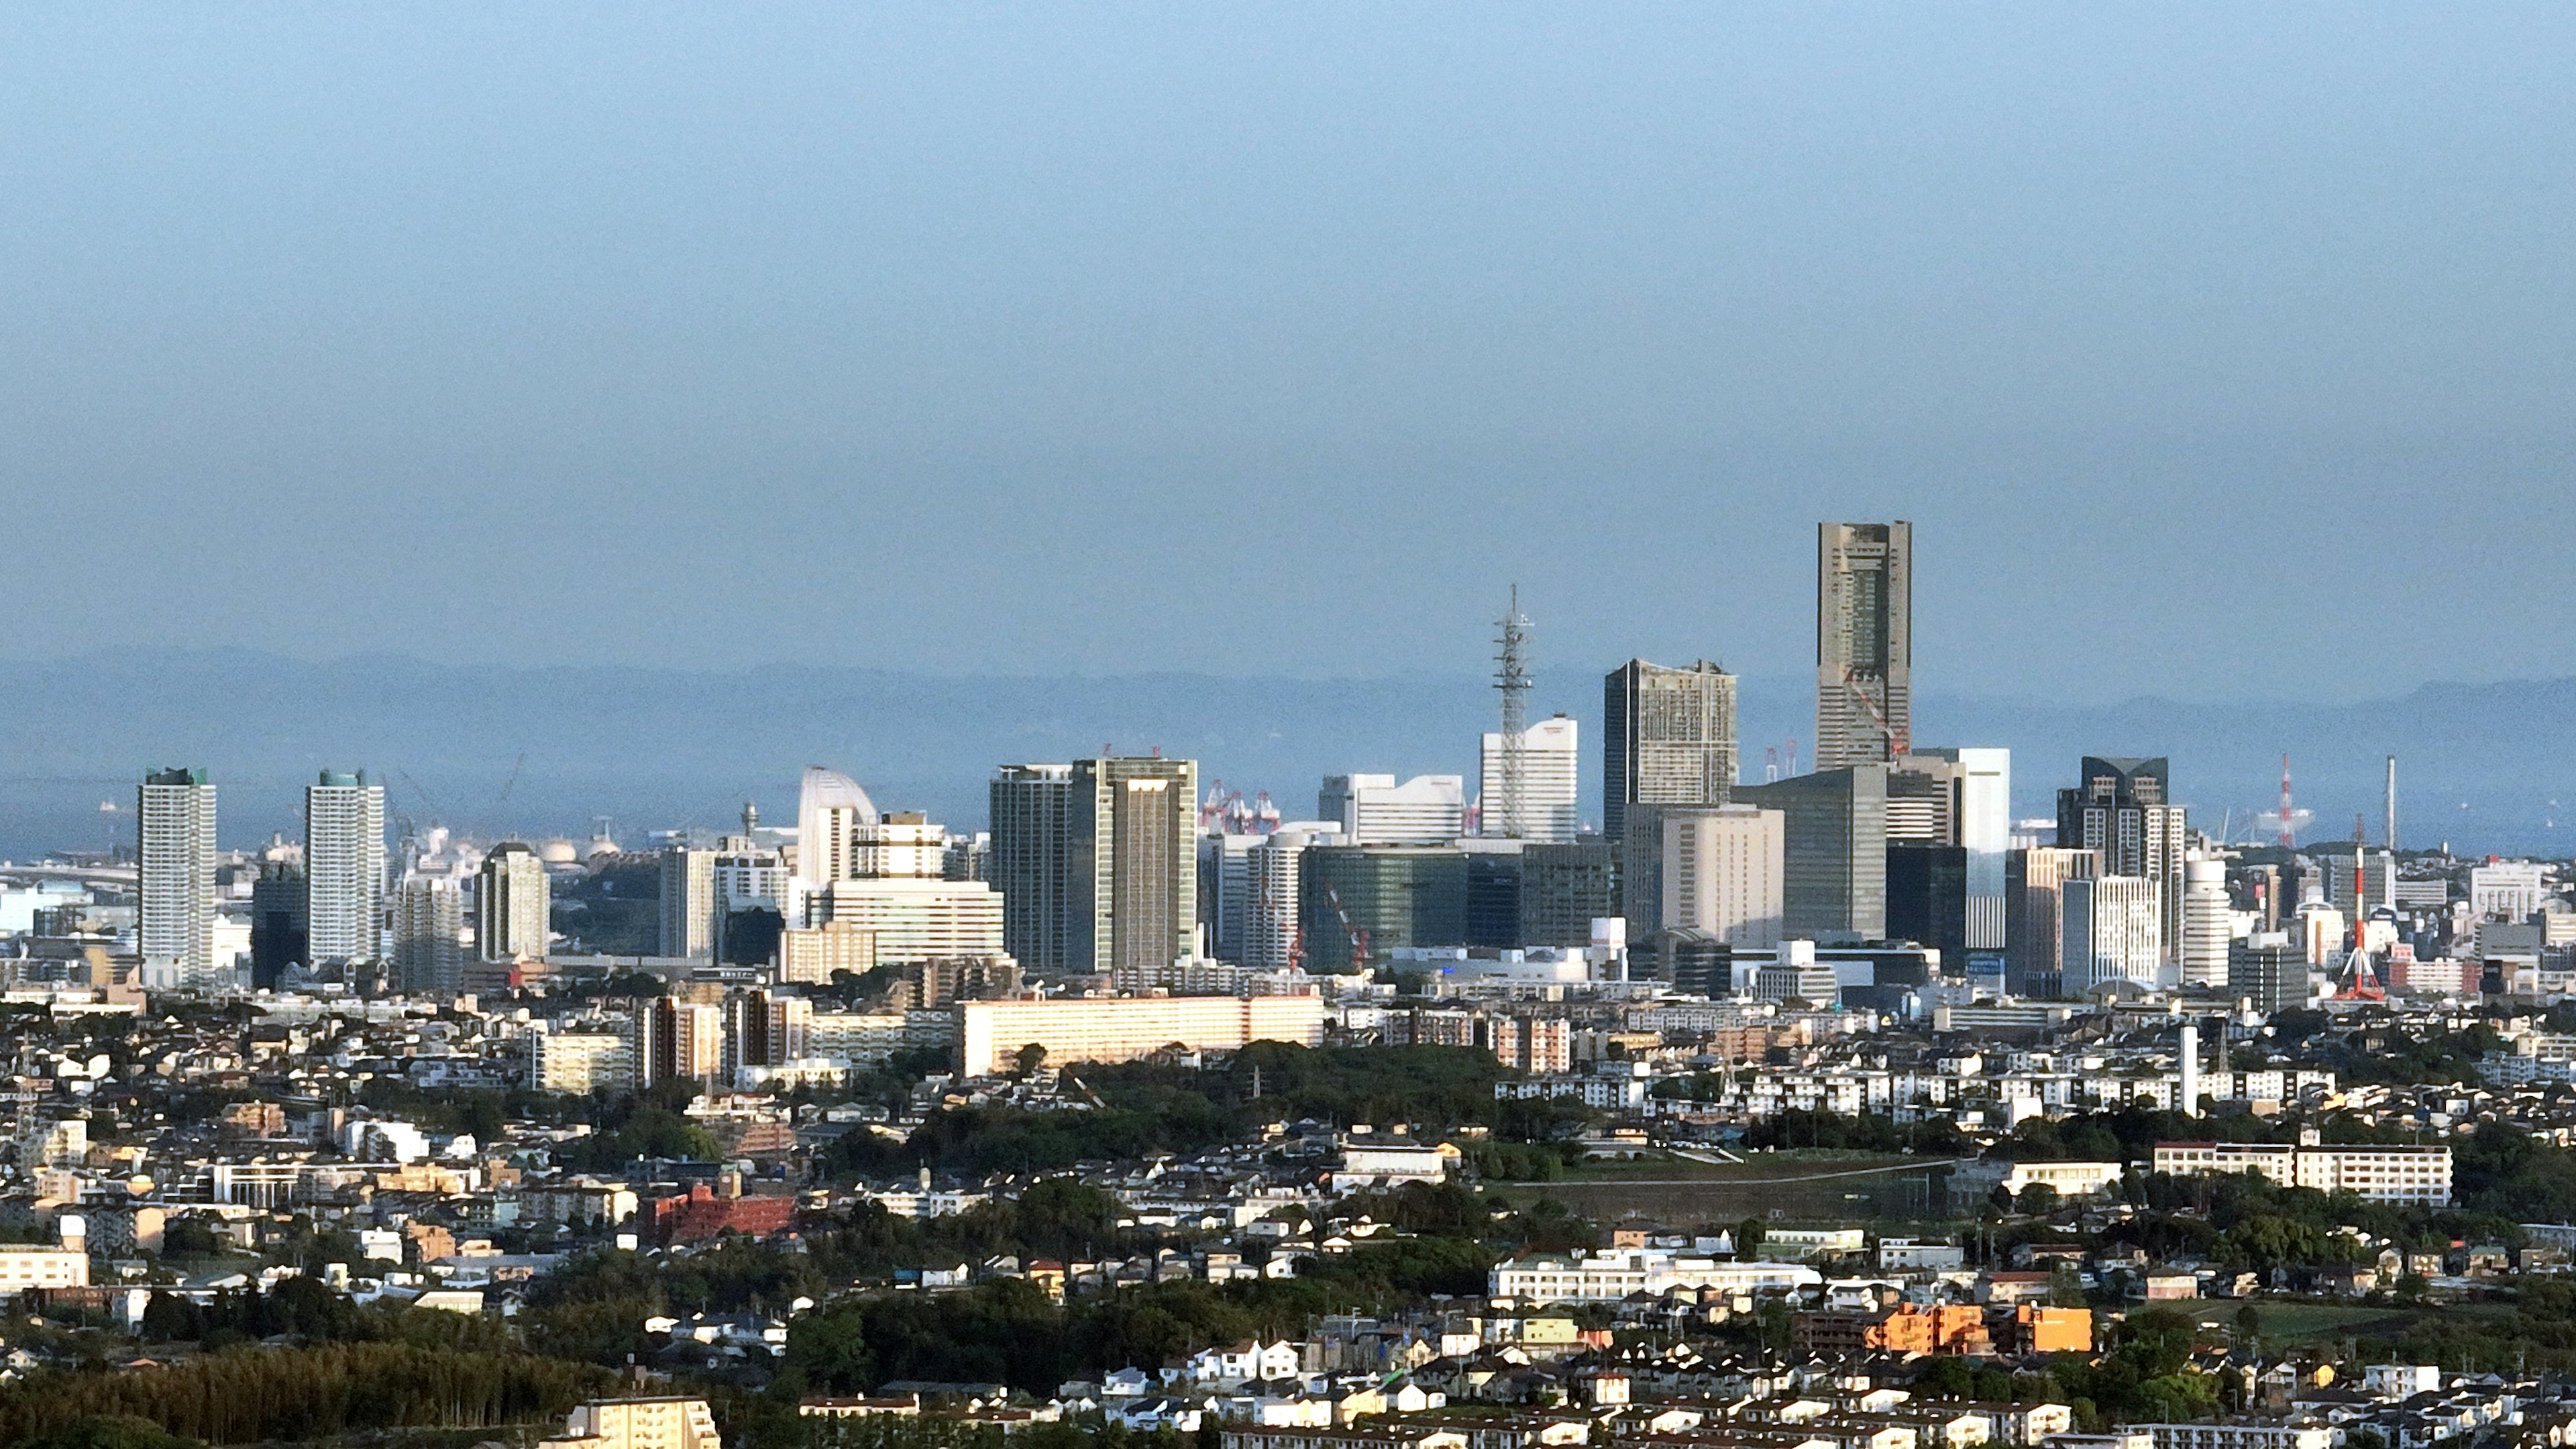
[{"left": 1501, "top": 1150, "right": 1959, "bottom": 1227}]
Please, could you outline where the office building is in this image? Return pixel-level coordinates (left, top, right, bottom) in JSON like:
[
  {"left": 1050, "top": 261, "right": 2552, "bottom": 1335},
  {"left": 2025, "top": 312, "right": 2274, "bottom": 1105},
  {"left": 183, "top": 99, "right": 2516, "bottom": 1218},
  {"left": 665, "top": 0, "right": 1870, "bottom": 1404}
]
[
  {"left": 138, "top": 767, "right": 219, "bottom": 987},
  {"left": 1068, "top": 755, "right": 1198, "bottom": 979},
  {"left": 2469, "top": 860, "right": 2544, "bottom": 920},
  {"left": 392, "top": 874, "right": 466, "bottom": 996},
  {"left": 2317, "top": 849, "right": 2397, "bottom": 922},
  {"left": 1479, "top": 714, "right": 1580, "bottom": 842},
  {"left": 248, "top": 861, "right": 307, "bottom": 989},
  {"left": 1197, "top": 831, "right": 1262, "bottom": 963},
  {"left": 302, "top": 770, "right": 385, "bottom": 966},
  {"left": 658, "top": 847, "right": 717, "bottom": 961},
  {"left": 476, "top": 842, "right": 551, "bottom": 963},
  {"left": 2006, "top": 847, "right": 2095, "bottom": 998},
  {"left": 2151, "top": 1140, "right": 2451, "bottom": 1205},
  {"left": 812, "top": 878, "right": 1006, "bottom": 963},
  {"left": 989, "top": 764, "right": 1074, "bottom": 971},
  {"left": 957, "top": 994, "right": 1326, "bottom": 1076},
  {"left": 1519, "top": 837, "right": 1619, "bottom": 949},
  {"left": 794, "top": 765, "right": 877, "bottom": 886},
  {"left": 2061, "top": 875, "right": 2163, "bottom": 994},
  {"left": 1299, "top": 845, "right": 1468, "bottom": 971},
  {"left": 1885, "top": 843, "right": 1966, "bottom": 971},
  {"left": 1892, "top": 747, "right": 2010, "bottom": 971},
  {"left": 2230, "top": 931, "right": 2307, "bottom": 1013},
  {"left": 1463, "top": 841, "right": 1523, "bottom": 949},
  {"left": 1319, "top": 773, "right": 1466, "bottom": 845},
  {"left": 1735, "top": 765, "right": 1887, "bottom": 941},
  {"left": 1603, "top": 658, "right": 1738, "bottom": 843},
  {"left": 633, "top": 997, "right": 725, "bottom": 1087},
  {"left": 2180, "top": 857, "right": 2231, "bottom": 988},
  {"left": 1817, "top": 521, "right": 1912, "bottom": 769},
  {"left": 2056, "top": 756, "right": 2188, "bottom": 962},
  {"left": 1648, "top": 806, "right": 1786, "bottom": 950}
]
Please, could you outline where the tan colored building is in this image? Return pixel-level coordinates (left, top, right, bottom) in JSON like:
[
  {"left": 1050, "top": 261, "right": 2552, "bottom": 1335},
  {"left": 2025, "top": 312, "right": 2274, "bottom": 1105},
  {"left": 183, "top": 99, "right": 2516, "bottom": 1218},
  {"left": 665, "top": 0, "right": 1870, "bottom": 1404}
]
[
  {"left": 957, "top": 994, "right": 1324, "bottom": 1076},
  {"left": 0, "top": 1247, "right": 89, "bottom": 1291},
  {"left": 547, "top": 1398, "right": 720, "bottom": 1449}
]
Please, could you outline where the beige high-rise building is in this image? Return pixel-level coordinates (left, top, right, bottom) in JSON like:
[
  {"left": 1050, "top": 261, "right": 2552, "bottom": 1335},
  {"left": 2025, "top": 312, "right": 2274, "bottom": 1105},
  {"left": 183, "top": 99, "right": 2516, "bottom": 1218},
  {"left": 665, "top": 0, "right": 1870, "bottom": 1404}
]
[
  {"left": 1604, "top": 659, "right": 1738, "bottom": 842},
  {"left": 2007, "top": 847, "right": 2097, "bottom": 998},
  {"left": 138, "top": 767, "right": 219, "bottom": 987},
  {"left": 633, "top": 998, "right": 724, "bottom": 1087},
  {"left": 657, "top": 846, "right": 716, "bottom": 961},
  {"left": 1071, "top": 756, "right": 1198, "bottom": 978},
  {"left": 778, "top": 920, "right": 877, "bottom": 983},
  {"left": 551, "top": 1398, "right": 720, "bottom": 1449},
  {"left": 1658, "top": 805, "right": 1786, "bottom": 949},
  {"left": 814, "top": 878, "right": 1004, "bottom": 963},
  {"left": 1817, "top": 521, "right": 1912, "bottom": 769},
  {"left": 476, "top": 842, "right": 551, "bottom": 963}
]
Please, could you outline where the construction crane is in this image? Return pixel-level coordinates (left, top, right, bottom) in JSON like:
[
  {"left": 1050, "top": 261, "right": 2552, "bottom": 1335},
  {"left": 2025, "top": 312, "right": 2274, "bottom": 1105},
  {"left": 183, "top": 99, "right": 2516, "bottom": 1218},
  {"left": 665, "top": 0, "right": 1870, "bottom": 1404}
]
[
  {"left": 1839, "top": 666, "right": 1908, "bottom": 759},
  {"left": 1322, "top": 883, "right": 1371, "bottom": 967}
]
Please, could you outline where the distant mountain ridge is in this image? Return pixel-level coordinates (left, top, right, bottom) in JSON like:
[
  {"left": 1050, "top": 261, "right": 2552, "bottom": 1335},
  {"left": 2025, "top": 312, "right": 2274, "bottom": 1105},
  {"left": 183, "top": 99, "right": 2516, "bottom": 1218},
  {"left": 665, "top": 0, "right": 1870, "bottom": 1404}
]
[{"left": 0, "top": 650, "right": 2567, "bottom": 860}]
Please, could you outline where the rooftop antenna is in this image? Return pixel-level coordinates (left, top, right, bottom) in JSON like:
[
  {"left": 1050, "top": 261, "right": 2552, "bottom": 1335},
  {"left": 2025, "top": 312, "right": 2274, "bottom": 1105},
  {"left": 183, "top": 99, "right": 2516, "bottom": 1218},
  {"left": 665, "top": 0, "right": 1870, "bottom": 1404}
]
[
  {"left": 2385, "top": 755, "right": 2398, "bottom": 857},
  {"left": 1493, "top": 585, "right": 1531, "bottom": 839},
  {"left": 2277, "top": 755, "right": 2296, "bottom": 849}
]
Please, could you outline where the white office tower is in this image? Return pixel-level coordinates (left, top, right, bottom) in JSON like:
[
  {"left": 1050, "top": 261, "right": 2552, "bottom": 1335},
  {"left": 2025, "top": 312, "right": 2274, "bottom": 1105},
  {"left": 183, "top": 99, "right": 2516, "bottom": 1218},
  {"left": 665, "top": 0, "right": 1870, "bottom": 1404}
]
[
  {"left": 2180, "top": 857, "right": 2231, "bottom": 987},
  {"left": 303, "top": 769, "right": 386, "bottom": 966},
  {"left": 476, "top": 841, "right": 551, "bottom": 963},
  {"left": 1479, "top": 714, "right": 1580, "bottom": 842},
  {"left": 1953, "top": 749, "right": 2010, "bottom": 967},
  {"left": 1658, "top": 806, "right": 1786, "bottom": 949},
  {"left": 392, "top": 874, "right": 466, "bottom": 994},
  {"left": 794, "top": 765, "right": 879, "bottom": 886},
  {"left": 814, "top": 808, "right": 1009, "bottom": 964},
  {"left": 1320, "top": 773, "right": 1466, "bottom": 845},
  {"left": 138, "top": 767, "right": 219, "bottom": 989},
  {"left": 658, "top": 847, "right": 716, "bottom": 960},
  {"left": 2179, "top": 1022, "right": 2201, "bottom": 1117},
  {"left": 2469, "top": 861, "right": 2543, "bottom": 921},
  {"left": 2061, "top": 875, "right": 2163, "bottom": 994},
  {"left": 851, "top": 811, "right": 946, "bottom": 878}
]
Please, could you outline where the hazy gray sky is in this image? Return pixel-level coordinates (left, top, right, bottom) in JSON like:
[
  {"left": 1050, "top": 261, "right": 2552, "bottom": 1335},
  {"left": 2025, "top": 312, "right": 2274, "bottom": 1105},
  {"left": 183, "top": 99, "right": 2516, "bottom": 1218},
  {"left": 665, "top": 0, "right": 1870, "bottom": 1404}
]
[{"left": 5, "top": 5, "right": 2571, "bottom": 698}]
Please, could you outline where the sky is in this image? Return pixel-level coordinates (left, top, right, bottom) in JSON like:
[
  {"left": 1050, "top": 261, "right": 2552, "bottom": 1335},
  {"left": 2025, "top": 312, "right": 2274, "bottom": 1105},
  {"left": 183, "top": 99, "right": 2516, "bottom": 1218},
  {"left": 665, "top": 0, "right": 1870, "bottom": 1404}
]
[{"left": 4, "top": 5, "right": 2573, "bottom": 700}]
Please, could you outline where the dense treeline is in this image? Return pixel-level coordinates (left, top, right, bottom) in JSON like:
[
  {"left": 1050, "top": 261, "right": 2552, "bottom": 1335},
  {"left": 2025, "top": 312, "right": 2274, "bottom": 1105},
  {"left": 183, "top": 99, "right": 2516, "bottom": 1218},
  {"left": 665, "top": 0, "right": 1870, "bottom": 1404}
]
[
  {"left": 138, "top": 1278, "right": 512, "bottom": 1352},
  {"left": 0, "top": 1343, "right": 617, "bottom": 1446}
]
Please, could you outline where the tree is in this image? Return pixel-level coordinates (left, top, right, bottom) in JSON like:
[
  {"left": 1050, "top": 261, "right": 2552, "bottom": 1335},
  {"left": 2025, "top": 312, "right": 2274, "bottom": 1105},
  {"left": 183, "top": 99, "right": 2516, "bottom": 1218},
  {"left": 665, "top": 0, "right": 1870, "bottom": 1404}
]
[
  {"left": 1014, "top": 1042, "right": 1049, "bottom": 1077},
  {"left": 2017, "top": 1184, "right": 2062, "bottom": 1218}
]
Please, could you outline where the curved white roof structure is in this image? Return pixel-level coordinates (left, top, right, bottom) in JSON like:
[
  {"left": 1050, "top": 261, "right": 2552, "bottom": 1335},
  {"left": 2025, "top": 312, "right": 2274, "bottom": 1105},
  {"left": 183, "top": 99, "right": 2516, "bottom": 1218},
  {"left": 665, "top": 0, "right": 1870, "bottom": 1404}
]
[{"left": 797, "top": 765, "right": 879, "bottom": 883}]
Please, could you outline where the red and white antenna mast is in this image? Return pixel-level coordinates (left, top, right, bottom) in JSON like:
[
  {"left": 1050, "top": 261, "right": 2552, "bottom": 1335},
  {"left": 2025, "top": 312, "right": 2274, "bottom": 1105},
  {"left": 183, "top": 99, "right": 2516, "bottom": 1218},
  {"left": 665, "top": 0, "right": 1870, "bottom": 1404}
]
[{"left": 2277, "top": 754, "right": 2296, "bottom": 849}]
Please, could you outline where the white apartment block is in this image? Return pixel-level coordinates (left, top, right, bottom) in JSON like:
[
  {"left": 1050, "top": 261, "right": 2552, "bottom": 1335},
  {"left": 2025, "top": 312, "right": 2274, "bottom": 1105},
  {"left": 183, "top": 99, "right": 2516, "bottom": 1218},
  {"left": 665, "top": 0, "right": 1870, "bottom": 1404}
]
[
  {"left": 2150, "top": 1140, "right": 2452, "bottom": 1205},
  {"left": 303, "top": 771, "right": 386, "bottom": 965},
  {"left": 0, "top": 1247, "right": 90, "bottom": 1291},
  {"left": 530, "top": 1030, "right": 636, "bottom": 1092},
  {"left": 814, "top": 878, "right": 1006, "bottom": 963},
  {"left": 1490, "top": 1248, "right": 1822, "bottom": 1303},
  {"left": 549, "top": 1398, "right": 721, "bottom": 1449},
  {"left": 2469, "top": 861, "right": 2545, "bottom": 922}
]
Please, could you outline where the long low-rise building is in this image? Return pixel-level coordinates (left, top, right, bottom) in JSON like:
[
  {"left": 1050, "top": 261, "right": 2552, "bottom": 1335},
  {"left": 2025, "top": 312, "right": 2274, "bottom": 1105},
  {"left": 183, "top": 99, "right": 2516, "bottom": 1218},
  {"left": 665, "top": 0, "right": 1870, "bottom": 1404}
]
[
  {"left": 957, "top": 994, "right": 1327, "bottom": 1075},
  {"left": 1491, "top": 1248, "right": 1823, "bottom": 1303},
  {"left": 2150, "top": 1140, "right": 2452, "bottom": 1205}
]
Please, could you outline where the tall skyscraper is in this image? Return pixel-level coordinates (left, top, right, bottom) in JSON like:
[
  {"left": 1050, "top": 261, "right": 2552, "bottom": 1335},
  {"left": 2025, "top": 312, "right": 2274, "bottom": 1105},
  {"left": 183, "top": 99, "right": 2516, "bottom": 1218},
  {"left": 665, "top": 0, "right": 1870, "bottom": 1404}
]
[
  {"left": 1889, "top": 748, "right": 2010, "bottom": 973},
  {"left": 1069, "top": 756, "right": 1199, "bottom": 978},
  {"left": 2061, "top": 875, "right": 2163, "bottom": 994},
  {"left": 1735, "top": 764, "right": 1888, "bottom": 941},
  {"left": 303, "top": 769, "right": 385, "bottom": 967},
  {"left": 476, "top": 841, "right": 551, "bottom": 963},
  {"left": 2180, "top": 856, "right": 2230, "bottom": 987},
  {"left": 659, "top": 846, "right": 717, "bottom": 960},
  {"left": 1657, "top": 805, "right": 1786, "bottom": 949},
  {"left": 1519, "top": 837, "right": 1618, "bottom": 949},
  {"left": 1603, "top": 659, "right": 1737, "bottom": 842},
  {"left": 2055, "top": 757, "right": 2188, "bottom": 962},
  {"left": 1479, "top": 715, "right": 1580, "bottom": 843},
  {"left": 989, "top": 763, "right": 1073, "bottom": 971},
  {"left": 249, "top": 861, "right": 305, "bottom": 989},
  {"left": 1816, "top": 521, "right": 1913, "bottom": 769},
  {"left": 1319, "top": 773, "right": 1466, "bottom": 845},
  {"left": 1197, "top": 831, "right": 1261, "bottom": 964},
  {"left": 138, "top": 767, "right": 218, "bottom": 987}
]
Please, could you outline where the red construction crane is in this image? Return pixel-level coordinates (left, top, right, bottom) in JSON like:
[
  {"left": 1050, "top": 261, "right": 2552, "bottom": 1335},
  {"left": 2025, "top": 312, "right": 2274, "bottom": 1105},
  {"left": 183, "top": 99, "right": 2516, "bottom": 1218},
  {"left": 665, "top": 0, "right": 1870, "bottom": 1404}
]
[{"left": 1840, "top": 667, "right": 1909, "bottom": 758}]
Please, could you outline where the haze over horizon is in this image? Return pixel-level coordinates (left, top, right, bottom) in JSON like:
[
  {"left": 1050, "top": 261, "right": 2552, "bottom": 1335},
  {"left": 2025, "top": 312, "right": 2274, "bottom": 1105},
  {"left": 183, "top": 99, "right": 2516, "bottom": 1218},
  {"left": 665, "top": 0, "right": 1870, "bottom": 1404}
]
[{"left": 7, "top": 5, "right": 2576, "bottom": 702}]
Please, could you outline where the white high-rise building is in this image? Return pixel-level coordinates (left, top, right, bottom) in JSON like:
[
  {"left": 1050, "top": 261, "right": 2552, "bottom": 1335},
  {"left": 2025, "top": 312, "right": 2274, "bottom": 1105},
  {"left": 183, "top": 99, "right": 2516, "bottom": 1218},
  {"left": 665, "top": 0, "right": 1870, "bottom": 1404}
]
[
  {"left": 794, "top": 765, "right": 879, "bottom": 886},
  {"left": 2180, "top": 856, "right": 2231, "bottom": 987},
  {"left": 476, "top": 842, "right": 551, "bottom": 963},
  {"left": 1320, "top": 774, "right": 1466, "bottom": 845},
  {"left": 2062, "top": 874, "right": 2163, "bottom": 994},
  {"left": 1658, "top": 805, "right": 1786, "bottom": 949},
  {"left": 138, "top": 767, "right": 219, "bottom": 987},
  {"left": 1245, "top": 823, "right": 1340, "bottom": 971},
  {"left": 1198, "top": 831, "right": 1262, "bottom": 963},
  {"left": 658, "top": 847, "right": 716, "bottom": 961},
  {"left": 1480, "top": 714, "right": 1580, "bottom": 843},
  {"left": 303, "top": 769, "right": 386, "bottom": 966}
]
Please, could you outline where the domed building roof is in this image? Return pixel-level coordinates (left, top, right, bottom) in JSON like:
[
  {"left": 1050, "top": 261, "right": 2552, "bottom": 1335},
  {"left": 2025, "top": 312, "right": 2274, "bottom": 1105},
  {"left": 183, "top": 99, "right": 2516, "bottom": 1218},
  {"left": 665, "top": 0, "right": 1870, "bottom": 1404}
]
[{"left": 798, "top": 765, "right": 878, "bottom": 826}]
